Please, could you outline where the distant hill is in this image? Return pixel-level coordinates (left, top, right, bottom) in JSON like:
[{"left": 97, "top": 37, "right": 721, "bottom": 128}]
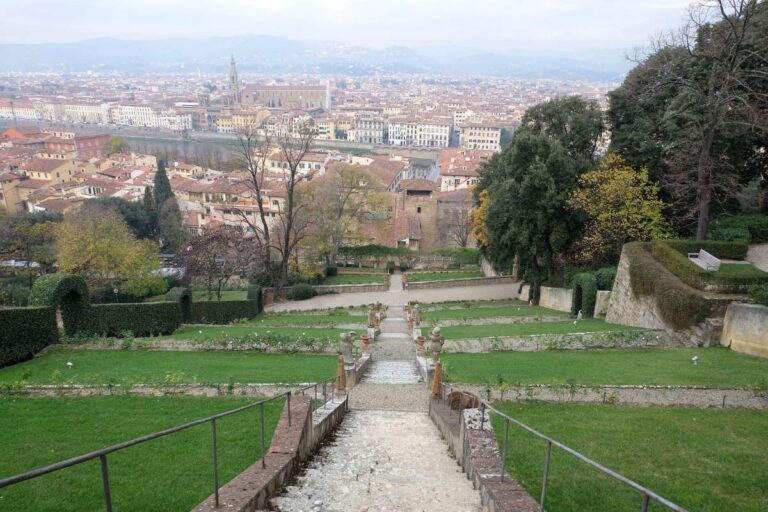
[{"left": 0, "top": 35, "right": 631, "bottom": 80}]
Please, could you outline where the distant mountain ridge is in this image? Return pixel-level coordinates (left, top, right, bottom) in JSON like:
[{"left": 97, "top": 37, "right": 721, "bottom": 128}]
[{"left": 0, "top": 35, "right": 631, "bottom": 80}]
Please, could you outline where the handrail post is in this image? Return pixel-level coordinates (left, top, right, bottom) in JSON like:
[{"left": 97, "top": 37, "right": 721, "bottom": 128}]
[
  {"left": 287, "top": 392, "right": 292, "bottom": 427},
  {"left": 539, "top": 440, "right": 552, "bottom": 512},
  {"left": 211, "top": 419, "right": 219, "bottom": 508},
  {"left": 500, "top": 417, "right": 509, "bottom": 482},
  {"left": 260, "top": 402, "right": 266, "bottom": 469},
  {"left": 641, "top": 493, "right": 650, "bottom": 512},
  {"left": 99, "top": 454, "right": 113, "bottom": 512}
]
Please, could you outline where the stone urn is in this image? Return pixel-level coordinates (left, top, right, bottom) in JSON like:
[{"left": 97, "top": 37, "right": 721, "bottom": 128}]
[
  {"left": 415, "top": 335, "right": 426, "bottom": 356},
  {"left": 428, "top": 327, "right": 445, "bottom": 362}
]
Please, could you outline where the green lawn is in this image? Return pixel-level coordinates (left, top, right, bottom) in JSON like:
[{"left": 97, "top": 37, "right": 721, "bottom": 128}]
[
  {"left": 490, "top": 402, "right": 768, "bottom": 512},
  {"left": 191, "top": 289, "right": 247, "bottom": 301},
  {"left": 0, "top": 396, "right": 283, "bottom": 512},
  {"left": 166, "top": 325, "right": 353, "bottom": 342},
  {"left": 438, "top": 319, "right": 639, "bottom": 339},
  {"left": 442, "top": 347, "right": 768, "bottom": 387},
  {"left": 424, "top": 305, "right": 567, "bottom": 320},
  {"left": 0, "top": 350, "right": 336, "bottom": 385},
  {"left": 247, "top": 312, "right": 367, "bottom": 327},
  {"left": 421, "top": 299, "right": 529, "bottom": 311},
  {"left": 715, "top": 262, "right": 768, "bottom": 278},
  {"left": 321, "top": 274, "right": 385, "bottom": 285},
  {"left": 406, "top": 270, "right": 485, "bottom": 282}
]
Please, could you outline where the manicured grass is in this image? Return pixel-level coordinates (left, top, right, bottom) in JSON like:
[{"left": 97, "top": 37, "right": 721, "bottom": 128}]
[
  {"left": 321, "top": 274, "right": 386, "bottom": 285},
  {"left": 715, "top": 262, "right": 768, "bottom": 278},
  {"left": 166, "top": 325, "right": 352, "bottom": 342},
  {"left": 191, "top": 289, "right": 247, "bottom": 301},
  {"left": 490, "top": 402, "right": 768, "bottom": 512},
  {"left": 421, "top": 299, "right": 529, "bottom": 311},
  {"left": 248, "top": 313, "right": 367, "bottom": 327},
  {"left": 442, "top": 347, "right": 768, "bottom": 387},
  {"left": 0, "top": 396, "right": 284, "bottom": 512},
  {"left": 0, "top": 350, "right": 336, "bottom": 385},
  {"left": 406, "top": 269, "right": 485, "bottom": 282},
  {"left": 438, "top": 319, "right": 639, "bottom": 339},
  {"left": 423, "top": 305, "right": 567, "bottom": 320}
]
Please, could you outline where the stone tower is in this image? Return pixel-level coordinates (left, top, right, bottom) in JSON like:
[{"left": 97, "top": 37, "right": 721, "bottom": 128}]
[{"left": 229, "top": 54, "right": 241, "bottom": 105}]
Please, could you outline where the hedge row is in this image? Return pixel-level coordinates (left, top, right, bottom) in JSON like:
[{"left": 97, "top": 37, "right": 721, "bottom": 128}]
[
  {"left": 650, "top": 241, "right": 768, "bottom": 292},
  {"left": 662, "top": 239, "right": 748, "bottom": 260},
  {"left": 28, "top": 273, "right": 90, "bottom": 335},
  {"left": 571, "top": 273, "right": 598, "bottom": 318},
  {"left": 0, "top": 306, "right": 58, "bottom": 368},
  {"left": 708, "top": 214, "right": 768, "bottom": 244},
  {"left": 90, "top": 302, "right": 183, "bottom": 337},
  {"left": 625, "top": 242, "right": 709, "bottom": 330},
  {"left": 246, "top": 285, "right": 263, "bottom": 312},
  {"left": 189, "top": 299, "right": 261, "bottom": 324}
]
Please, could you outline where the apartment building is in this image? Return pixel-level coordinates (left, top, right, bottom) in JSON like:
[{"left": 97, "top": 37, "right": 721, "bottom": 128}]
[
  {"left": 349, "top": 116, "right": 385, "bottom": 144},
  {"left": 458, "top": 123, "right": 502, "bottom": 152}
]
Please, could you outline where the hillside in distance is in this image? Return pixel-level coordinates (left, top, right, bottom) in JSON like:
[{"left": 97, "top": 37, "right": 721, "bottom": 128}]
[{"left": 0, "top": 35, "right": 631, "bottom": 80}]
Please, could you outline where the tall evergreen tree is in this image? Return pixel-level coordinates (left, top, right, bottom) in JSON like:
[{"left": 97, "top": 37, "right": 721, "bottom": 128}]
[
  {"left": 153, "top": 160, "right": 174, "bottom": 210},
  {"left": 143, "top": 185, "right": 156, "bottom": 237},
  {"left": 158, "top": 198, "right": 186, "bottom": 253}
]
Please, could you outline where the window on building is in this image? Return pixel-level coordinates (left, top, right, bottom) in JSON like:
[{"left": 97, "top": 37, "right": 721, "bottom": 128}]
[{"left": 417, "top": 207, "right": 422, "bottom": 213}]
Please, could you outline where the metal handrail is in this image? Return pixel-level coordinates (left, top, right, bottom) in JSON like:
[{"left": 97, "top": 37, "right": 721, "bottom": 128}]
[
  {"left": 0, "top": 379, "right": 337, "bottom": 511},
  {"left": 439, "top": 384, "right": 688, "bottom": 512}
]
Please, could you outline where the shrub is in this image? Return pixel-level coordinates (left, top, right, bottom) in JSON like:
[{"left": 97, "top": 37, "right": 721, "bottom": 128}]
[
  {"left": 9, "top": 286, "right": 30, "bottom": 307},
  {"left": 246, "top": 285, "right": 263, "bottom": 312},
  {"left": 164, "top": 287, "right": 192, "bottom": 321},
  {"left": 563, "top": 264, "right": 597, "bottom": 288},
  {"left": 708, "top": 227, "right": 750, "bottom": 243},
  {"left": 385, "top": 261, "right": 395, "bottom": 274},
  {"left": 751, "top": 285, "right": 768, "bottom": 306},
  {"left": 571, "top": 273, "right": 597, "bottom": 318},
  {"left": 286, "top": 283, "right": 315, "bottom": 301},
  {"left": 709, "top": 214, "right": 768, "bottom": 243},
  {"left": 325, "top": 266, "right": 338, "bottom": 277},
  {"left": 189, "top": 299, "right": 261, "bottom": 324},
  {"left": 595, "top": 267, "right": 617, "bottom": 291},
  {"left": 662, "top": 239, "right": 748, "bottom": 260},
  {"left": 650, "top": 240, "right": 768, "bottom": 292},
  {"left": 0, "top": 306, "right": 58, "bottom": 368},
  {"left": 625, "top": 242, "right": 709, "bottom": 329},
  {"left": 90, "top": 302, "right": 182, "bottom": 337},
  {"left": 28, "top": 273, "right": 91, "bottom": 335},
  {"left": 399, "top": 263, "right": 409, "bottom": 272}
]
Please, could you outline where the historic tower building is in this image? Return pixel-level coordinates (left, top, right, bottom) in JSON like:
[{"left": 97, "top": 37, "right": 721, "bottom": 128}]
[{"left": 229, "top": 55, "right": 241, "bottom": 105}]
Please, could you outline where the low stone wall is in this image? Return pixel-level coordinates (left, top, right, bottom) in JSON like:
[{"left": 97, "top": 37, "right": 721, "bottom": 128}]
[
  {"left": 406, "top": 276, "right": 517, "bottom": 290},
  {"left": 4, "top": 383, "right": 317, "bottom": 398},
  {"left": 451, "top": 383, "right": 768, "bottom": 409},
  {"left": 538, "top": 286, "right": 573, "bottom": 312},
  {"left": 428, "top": 315, "right": 567, "bottom": 327},
  {"left": 480, "top": 255, "right": 501, "bottom": 277},
  {"left": 45, "top": 340, "right": 341, "bottom": 354},
  {"left": 519, "top": 284, "right": 530, "bottom": 302},
  {"left": 595, "top": 290, "right": 611, "bottom": 317},
  {"left": 721, "top": 303, "right": 768, "bottom": 358},
  {"left": 313, "top": 282, "right": 389, "bottom": 294},
  {"left": 429, "top": 398, "right": 539, "bottom": 512},
  {"left": 442, "top": 330, "right": 670, "bottom": 353},
  {"left": 192, "top": 394, "right": 347, "bottom": 512}
]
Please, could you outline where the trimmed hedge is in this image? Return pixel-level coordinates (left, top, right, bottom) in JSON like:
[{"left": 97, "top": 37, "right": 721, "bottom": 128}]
[
  {"left": 189, "top": 299, "right": 261, "bottom": 324},
  {"left": 90, "top": 302, "right": 182, "bottom": 337},
  {"left": 625, "top": 242, "right": 709, "bottom": 330},
  {"left": 165, "top": 287, "right": 192, "bottom": 321},
  {"left": 708, "top": 227, "right": 750, "bottom": 242},
  {"left": 571, "top": 273, "right": 598, "bottom": 318},
  {"left": 246, "top": 285, "right": 263, "bottom": 313},
  {"left": 662, "top": 239, "right": 748, "bottom": 260},
  {"left": 28, "top": 273, "right": 91, "bottom": 335},
  {"left": 650, "top": 241, "right": 768, "bottom": 292},
  {"left": 286, "top": 283, "right": 315, "bottom": 301},
  {"left": 0, "top": 306, "right": 58, "bottom": 368},
  {"left": 708, "top": 214, "right": 768, "bottom": 243},
  {"left": 324, "top": 266, "right": 338, "bottom": 277},
  {"left": 595, "top": 267, "right": 617, "bottom": 291}
]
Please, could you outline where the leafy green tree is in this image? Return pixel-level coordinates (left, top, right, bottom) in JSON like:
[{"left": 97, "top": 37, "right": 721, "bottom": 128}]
[
  {"left": 153, "top": 159, "right": 174, "bottom": 211},
  {"left": 82, "top": 197, "right": 153, "bottom": 239},
  {"left": 108, "top": 136, "right": 130, "bottom": 155},
  {"left": 0, "top": 213, "right": 59, "bottom": 286},
  {"left": 158, "top": 198, "right": 186, "bottom": 253},
  {"left": 143, "top": 185, "right": 157, "bottom": 237}
]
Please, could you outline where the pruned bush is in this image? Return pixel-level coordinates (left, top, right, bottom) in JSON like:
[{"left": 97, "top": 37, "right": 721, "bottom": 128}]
[
  {"left": 751, "top": 285, "right": 768, "bottom": 306},
  {"left": 571, "top": 272, "right": 597, "bottom": 318},
  {"left": 0, "top": 306, "right": 58, "bottom": 368},
  {"left": 709, "top": 214, "right": 768, "bottom": 243},
  {"left": 286, "top": 283, "right": 315, "bottom": 301},
  {"left": 325, "top": 266, "right": 338, "bottom": 277},
  {"left": 662, "top": 239, "right": 748, "bottom": 260},
  {"left": 90, "top": 302, "right": 182, "bottom": 337},
  {"left": 595, "top": 267, "right": 617, "bottom": 291},
  {"left": 164, "top": 287, "right": 192, "bottom": 321},
  {"left": 707, "top": 227, "right": 750, "bottom": 243},
  {"left": 9, "top": 286, "right": 30, "bottom": 307},
  {"left": 189, "top": 299, "right": 261, "bottom": 324},
  {"left": 246, "top": 285, "right": 263, "bottom": 313},
  {"left": 625, "top": 242, "right": 709, "bottom": 330},
  {"left": 29, "top": 273, "right": 91, "bottom": 335},
  {"left": 386, "top": 261, "right": 395, "bottom": 274}
]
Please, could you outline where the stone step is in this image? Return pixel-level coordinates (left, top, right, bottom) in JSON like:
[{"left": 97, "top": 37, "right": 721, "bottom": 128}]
[{"left": 363, "top": 360, "right": 421, "bottom": 384}]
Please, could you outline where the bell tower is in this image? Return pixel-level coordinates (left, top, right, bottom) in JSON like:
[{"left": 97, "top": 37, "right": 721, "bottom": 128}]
[{"left": 229, "top": 54, "right": 241, "bottom": 105}]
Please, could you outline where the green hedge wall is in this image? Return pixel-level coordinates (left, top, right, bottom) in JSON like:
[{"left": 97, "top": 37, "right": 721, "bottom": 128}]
[
  {"left": 708, "top": 214, "right": 768, "bottom": 243},
  {"left": 0, "top": 307, "right": 58, "bottom": 368},
  {"left": 662, "top": 239, "right": 748, "bottom": 260},
  {"left": 28, "top": 273, "right": 90, "bottom": 335},
  {"left": 164, "top": 287, "right": 192, "bottom": 322},
  {"left": 189, "top": 299, "right": 261, "bottom": 324},
  {"left": 571, "top": 273, "right": 598, "bottom": 318},
  {"left": 625, "top": 243, "right": 709, "bottom": 330},
  {"left": 246, "top": 285, "right": 263, "bottom": 312},
  {"left": 650, "top": 241, "right": 768, "bottom": 292},
  {"left": 90, "top": 302, "right": 182, "bottom": 337}
]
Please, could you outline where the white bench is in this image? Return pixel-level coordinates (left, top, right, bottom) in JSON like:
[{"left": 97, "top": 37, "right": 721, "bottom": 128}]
[{"left": 688, "top": 249, "right": 721, "bottom": 272}]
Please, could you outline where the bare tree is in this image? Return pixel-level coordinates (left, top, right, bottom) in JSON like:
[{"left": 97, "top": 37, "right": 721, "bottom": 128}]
[{"left": 447, "top": 203, "right": 474, "bottom": 248}]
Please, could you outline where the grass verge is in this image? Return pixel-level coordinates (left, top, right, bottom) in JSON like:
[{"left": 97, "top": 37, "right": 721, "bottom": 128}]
[
  {"left": 321, "top": 274, "right": 386, "bottom": 285},
  {"left": 424, "top": 305, "right": 567, "bottom": 320},
  {"left": 407, "top": 270, "right": 486, "bottom": 282},
  {"left": 438, "top": 319, "right": 639, "bottom": 339}
]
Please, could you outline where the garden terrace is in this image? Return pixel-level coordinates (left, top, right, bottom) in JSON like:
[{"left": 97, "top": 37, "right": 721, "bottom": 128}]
[
  {"left": 405, "top": 269, "right": 486, "bottom": 282},
  {"left": 422, "top": 304, "right": 568, "bottom": 321},
  {"left": 441, "top": 347, "right": 768, "bottom": 388},
  {"left": 320, "top": 274, "right": 387, "bottom": 285},
  {"left": 437, "top": 319, "right": 639, "bottom": 339},
  {"left": 0, "top": 396, "right": 284, "bottom": 512},
  {"left": 490, "top": 402, "right": 768, "bottom": 512}
]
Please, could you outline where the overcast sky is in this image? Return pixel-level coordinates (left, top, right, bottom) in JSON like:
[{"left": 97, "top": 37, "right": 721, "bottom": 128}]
[{"left": 2, "top": 0, "right": 693, "bottom": 52}]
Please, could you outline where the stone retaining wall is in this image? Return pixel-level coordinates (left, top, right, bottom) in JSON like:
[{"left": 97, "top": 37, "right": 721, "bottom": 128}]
[
  {"left": 442, "top": 330, "right": 670, "bottom": 353},
  {"left": 406, "top": 276, "right": 517, "bottom": 290},
  {"left": 429, "top": 398, "right": 539, "bottom": 512},
  {"left": 192, "top": 394, "right": 347, "bottom": 512},
  {"left": 313, "top": 282, "right": 389, "bottom": 294},
  {"left": 46, "top": 339, "right": 341, "bottom": 354},
  {"left": 538, "top": 286, "right": 573, "bottom": 312},
  {"left": 450, "top": 383, "right": 768, "bottom": 409},
  {"left": 721, "top": 303, "right": 768, "bottom": 358},
  {"left": 3, "top": 383, "right": 317, "bottom": 398}
]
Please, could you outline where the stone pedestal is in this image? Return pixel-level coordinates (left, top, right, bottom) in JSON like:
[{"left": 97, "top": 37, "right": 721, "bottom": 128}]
[{"left": 335, "top": 355, "right": 347, "bottom": 395}]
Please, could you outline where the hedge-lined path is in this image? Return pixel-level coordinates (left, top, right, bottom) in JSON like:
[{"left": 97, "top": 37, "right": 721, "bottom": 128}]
[
  {"left": 747, "top": 242, "right": 768, "bottom": 272},
  {"left": 272, "top": 410, "right": 481, "bottom": 511}
]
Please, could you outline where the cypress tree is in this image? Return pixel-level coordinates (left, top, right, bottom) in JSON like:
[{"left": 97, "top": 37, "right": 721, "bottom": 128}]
[
  {"left": 153, "top": 159, "right": 174, "bottom": 209},
  {"left": 143, "top": 185, "right": 157, "bottom": 237}
]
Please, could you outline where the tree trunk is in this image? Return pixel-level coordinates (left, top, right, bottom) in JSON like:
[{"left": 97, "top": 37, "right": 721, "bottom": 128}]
[{"left": 695, "top": 121, "right": 718, "bottom": 240}]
